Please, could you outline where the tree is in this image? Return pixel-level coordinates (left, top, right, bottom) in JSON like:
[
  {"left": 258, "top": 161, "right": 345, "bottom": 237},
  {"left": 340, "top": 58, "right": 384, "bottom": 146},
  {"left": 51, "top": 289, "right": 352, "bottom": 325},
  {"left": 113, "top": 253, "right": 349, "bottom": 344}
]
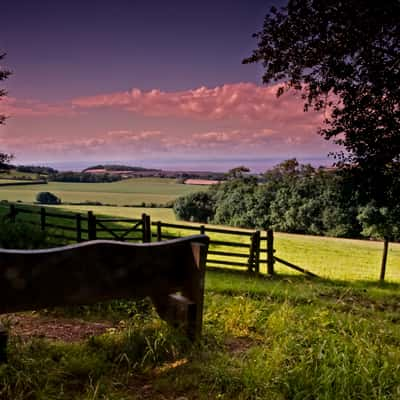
[
  {"left": 173, "top": 191, "right": 215, "bottom": 223},
  {"left": 244, "top": 0, "right": 400, "bottom": 278},
  {"left": 36, "top": 192, "right": 61, "bottom": 205},
  {"left": 225, "top": 166, "right": 250, "bottom": 180},
  {"left": 0, "top": 52, "right": 13, "bottom": 167}
]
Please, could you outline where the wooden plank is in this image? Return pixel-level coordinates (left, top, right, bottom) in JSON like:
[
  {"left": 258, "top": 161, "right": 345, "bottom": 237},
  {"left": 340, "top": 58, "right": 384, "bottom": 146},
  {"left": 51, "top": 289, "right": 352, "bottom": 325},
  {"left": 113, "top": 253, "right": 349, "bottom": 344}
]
[
  {"left": 44, "top": 223, "right": 78, "bottom": 232},
  {"left": 274, "top": 256, "right": 318, "bottom": 278},
  {"left": 202, "top": 226, "right": 253, "bottom": 236},
  {"left": 206, "top": 259, "right": 248, "bottom": 267},
  {"left": 96, "top": 218, "right": 141, "bottom": 223},
  {"left": 156, "top": 222, "right": 254, "bottom": 236},
  {"left": 44, "top": 212, "right": 78, "bottom": 220},
  {"left": 209, "top": 240, "right": 250, "bottom": 248},
  {"left": 155, "top": 222, "right": 200, "bottom": 231},
  {"left": 208, "top": 250, "right": 249, "bottom": 258}
]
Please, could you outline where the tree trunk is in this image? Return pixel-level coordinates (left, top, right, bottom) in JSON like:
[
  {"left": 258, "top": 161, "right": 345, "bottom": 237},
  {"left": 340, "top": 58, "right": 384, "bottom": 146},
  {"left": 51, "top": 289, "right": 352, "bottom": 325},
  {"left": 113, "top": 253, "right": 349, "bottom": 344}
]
[{"left": 380, "top": 237, "right": 389, "bottom": 282}]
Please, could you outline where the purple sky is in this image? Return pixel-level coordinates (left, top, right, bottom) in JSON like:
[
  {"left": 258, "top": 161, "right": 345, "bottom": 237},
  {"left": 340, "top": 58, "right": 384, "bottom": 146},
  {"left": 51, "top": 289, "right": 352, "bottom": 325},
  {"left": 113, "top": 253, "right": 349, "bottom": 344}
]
[{"left": 0, "top": 0, "right": 337, "bottom": 168}]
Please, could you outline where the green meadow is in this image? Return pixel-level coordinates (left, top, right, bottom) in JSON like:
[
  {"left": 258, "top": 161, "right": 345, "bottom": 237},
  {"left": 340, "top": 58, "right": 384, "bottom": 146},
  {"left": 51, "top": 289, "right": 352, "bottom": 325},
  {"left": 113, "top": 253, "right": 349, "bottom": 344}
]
[
  {"left": 1, "top": 204, "right": 400, "bottom": 398},
  {"left": 2, "top": 270, "right": 400, "bottom": 399},
  {"left": 3, "top": 202, "right": 399, "bottom": 283},
  {"left": 0, "top": 178, "right": 205, "bottom": 206}
]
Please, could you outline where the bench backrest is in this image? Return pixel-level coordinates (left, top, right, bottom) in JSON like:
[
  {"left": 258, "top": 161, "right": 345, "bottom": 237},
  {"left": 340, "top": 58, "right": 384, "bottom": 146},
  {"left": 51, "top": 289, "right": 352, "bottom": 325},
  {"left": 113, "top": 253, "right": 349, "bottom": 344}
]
[{"left": 0, "top": 235, "right": 209, "bottom": 340}]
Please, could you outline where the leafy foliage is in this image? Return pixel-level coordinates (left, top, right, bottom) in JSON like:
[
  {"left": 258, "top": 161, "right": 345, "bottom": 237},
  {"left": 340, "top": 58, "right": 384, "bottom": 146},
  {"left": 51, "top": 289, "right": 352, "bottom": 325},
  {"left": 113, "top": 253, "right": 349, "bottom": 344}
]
[
  {"left": 0, "top": 52, "right": 13, "bottom": 167},
  {"left": 174, "top": 160, "right": 364, "bottom": 238},
  {"left": 0, "top": 219, "right": 50, "bottom": 249},
  {"left": 174, "top": 191, "right": 215, "bottom": 223},
  {"left": 36, "top": 191, "right": 61, "bottom": 205},
  {"left": 244, "top": 0, "right": 400, "bottom": 172},
  {"left": 243, "top": 1, "right": 400, "bottom": 243}
]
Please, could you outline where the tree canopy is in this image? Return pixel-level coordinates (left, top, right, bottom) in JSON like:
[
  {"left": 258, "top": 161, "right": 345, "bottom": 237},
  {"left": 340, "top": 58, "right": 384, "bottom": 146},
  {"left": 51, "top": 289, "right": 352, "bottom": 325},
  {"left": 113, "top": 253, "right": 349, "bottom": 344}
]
[
  {"left": 243, "top": 2, "right": 400, "bottom": 277},
  {"left": 243, "top": 0, "right": 400, "bottom": 181},
  {"left": 0, "top": 52, "right": 11, "bottom": 126},
  {"left": 0, "top": 52, "right": 13, "bottom": 167}
]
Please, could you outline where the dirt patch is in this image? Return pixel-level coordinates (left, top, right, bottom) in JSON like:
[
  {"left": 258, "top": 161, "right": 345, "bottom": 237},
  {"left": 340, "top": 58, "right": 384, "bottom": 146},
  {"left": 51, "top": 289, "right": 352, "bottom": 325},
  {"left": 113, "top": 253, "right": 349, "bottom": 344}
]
[
  {"left": 225, "top": 336, "right": 258, "bottom": 354},
  {"left": 2, "top": 313, "right": 116, "bottom": 342}
]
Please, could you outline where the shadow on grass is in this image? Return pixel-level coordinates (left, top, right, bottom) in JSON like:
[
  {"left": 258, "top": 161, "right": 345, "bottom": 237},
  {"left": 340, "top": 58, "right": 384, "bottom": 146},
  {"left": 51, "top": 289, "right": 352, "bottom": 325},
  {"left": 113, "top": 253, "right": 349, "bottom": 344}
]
[{"left": 206, "top": 266, "right": 400, "bottom": 293}]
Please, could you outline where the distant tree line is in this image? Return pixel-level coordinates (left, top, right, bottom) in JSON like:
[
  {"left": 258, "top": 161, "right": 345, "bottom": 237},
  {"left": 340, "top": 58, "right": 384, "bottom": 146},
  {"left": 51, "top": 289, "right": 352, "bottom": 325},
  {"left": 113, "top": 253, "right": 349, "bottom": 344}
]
[
  {"left": 16, "top": 165, "right": 58, "bottom": 175},
  {"left": 48, "top": 171, "right": 122, "bottom": 183},
  {"left": 82, "top": 164, "right": 157, "bottom": 172},
  {"left": 174, "top": 159, "right": 400, "bottom": 242}
]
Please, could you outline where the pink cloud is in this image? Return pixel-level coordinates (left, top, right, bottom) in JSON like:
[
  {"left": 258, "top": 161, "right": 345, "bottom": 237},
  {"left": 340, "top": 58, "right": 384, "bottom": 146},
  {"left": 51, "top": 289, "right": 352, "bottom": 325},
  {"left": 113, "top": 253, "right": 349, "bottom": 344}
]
[
  {"left": 1, "top": 82, "right": 337, "bottom": 162},
  {"left": 72, "top": 82, "right": 323, "bottom": 124},
  {"left": 1, "top": 125, "right": 334, "bottom": 162},
  {"left": 1, "top": 96, "right": 76, "bottom": 117}
]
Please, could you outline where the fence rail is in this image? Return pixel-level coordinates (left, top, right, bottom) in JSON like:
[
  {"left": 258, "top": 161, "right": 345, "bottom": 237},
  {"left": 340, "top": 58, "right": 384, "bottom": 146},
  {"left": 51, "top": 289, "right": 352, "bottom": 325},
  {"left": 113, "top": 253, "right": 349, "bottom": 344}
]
[{"left": 0, "top": 203, "right": 321, "bottom": 276}]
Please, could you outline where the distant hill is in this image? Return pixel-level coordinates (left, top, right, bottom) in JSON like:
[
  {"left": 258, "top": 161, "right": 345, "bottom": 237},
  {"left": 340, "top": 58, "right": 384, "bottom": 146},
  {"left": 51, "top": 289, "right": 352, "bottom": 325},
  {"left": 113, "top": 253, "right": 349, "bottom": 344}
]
[{"left": 82, "top": 165, "right": 160, "bottom": 173}]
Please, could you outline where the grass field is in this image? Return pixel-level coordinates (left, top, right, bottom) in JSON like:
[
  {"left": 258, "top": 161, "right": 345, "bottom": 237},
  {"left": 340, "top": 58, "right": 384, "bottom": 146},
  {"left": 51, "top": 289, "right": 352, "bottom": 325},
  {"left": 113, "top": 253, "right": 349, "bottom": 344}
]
[
  {"left": 2, "top": 271, "right": 400, "bottom": 399},
  {"left": 1, "top": 205, "right": 400, "bottom": 398},
  {"left": 2, "top": 202, "right": 399, "bottom": 283},
  {"left": 55, "top": 204, "right": 176, "bottom": 222},
  {"left": 0, "top": 178, "right": 205, "bottom": 206}
]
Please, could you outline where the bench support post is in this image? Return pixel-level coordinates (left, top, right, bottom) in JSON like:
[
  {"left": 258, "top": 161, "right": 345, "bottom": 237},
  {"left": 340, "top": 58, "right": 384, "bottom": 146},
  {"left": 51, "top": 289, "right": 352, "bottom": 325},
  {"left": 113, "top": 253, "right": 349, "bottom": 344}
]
[{"left": 0, "top": 324, "right": 8, "bottom": 363}]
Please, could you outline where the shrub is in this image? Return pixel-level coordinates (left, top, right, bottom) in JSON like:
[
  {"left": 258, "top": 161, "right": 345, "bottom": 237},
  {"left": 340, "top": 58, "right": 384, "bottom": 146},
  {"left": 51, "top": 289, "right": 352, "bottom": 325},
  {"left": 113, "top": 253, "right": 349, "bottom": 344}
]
[
  {"left": 173, "top": 191, "right": 215, "bottom": 223},
  {"left": 36, "top": 191, "right": 61, "bottom": 205},
  {"left": 0, "top": 219, "right": 52, "bottom": 249}
]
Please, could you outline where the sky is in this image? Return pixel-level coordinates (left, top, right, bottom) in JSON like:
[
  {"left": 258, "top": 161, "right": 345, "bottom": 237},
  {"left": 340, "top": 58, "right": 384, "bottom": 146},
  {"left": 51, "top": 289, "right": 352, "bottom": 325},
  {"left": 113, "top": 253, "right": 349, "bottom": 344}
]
[{"left": 0, "top": 0, "right": 338, "bottom": 170}]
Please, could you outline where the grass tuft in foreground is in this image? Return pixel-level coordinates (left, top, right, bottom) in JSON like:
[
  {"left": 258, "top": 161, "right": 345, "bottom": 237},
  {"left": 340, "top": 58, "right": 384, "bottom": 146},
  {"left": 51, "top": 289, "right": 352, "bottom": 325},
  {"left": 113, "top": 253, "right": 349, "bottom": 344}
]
[{"left": 2, "top": 271, "right": 400, "bottom": 399}]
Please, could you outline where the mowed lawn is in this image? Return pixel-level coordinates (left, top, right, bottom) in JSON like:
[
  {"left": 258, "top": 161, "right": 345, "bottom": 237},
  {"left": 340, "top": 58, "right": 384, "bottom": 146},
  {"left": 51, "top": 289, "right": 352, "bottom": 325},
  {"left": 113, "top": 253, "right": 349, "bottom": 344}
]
[{"left": 0, "top": 178, "right": 204, "bottom": 205}]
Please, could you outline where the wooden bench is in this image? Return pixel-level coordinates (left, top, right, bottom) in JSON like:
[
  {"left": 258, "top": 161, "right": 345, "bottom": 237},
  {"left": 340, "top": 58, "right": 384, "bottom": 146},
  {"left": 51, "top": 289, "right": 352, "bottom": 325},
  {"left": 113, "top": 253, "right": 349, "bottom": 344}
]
[{"left": 0, "top": 235, "right": 209, "bottom": 362}]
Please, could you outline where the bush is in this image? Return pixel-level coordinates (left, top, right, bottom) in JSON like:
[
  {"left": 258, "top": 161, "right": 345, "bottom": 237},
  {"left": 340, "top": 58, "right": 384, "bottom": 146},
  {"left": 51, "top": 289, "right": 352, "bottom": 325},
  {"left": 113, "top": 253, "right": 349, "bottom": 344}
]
[
  {"left": 0, "top": 219, "right": 52, "bottom": 249},
  {"left": 36, "top": 191, "right": 61, "bottom": 205},
  {"left": 173, "top": 192, "right": 215, "bottom": 223}
]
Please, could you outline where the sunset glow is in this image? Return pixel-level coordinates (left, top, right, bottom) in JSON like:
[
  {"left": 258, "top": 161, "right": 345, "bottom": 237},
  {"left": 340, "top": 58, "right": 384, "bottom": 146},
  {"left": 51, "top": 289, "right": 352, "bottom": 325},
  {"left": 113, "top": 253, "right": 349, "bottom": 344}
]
[{"left": 1, "top": 0, "right": 336, "bottom": 169}]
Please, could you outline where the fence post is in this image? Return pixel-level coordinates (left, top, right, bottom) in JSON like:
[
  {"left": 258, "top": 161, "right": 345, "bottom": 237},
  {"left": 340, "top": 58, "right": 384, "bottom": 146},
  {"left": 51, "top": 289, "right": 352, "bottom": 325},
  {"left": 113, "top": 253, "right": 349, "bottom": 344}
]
[
  {"left": 9, "top": 204, "right": 16, "bottom": 222},
  {"left": 380, "top": 236, "right": 389, "bottom": 282},
  {"left": 76, "top": 214, "right": 82, "bottom": 243},
  {"left": 142, "top": 213, "right": 151, "bottom": 243},
  {"left": 40, "top": 207, "right": 46, "bottom": 231},
  {"left": 157, "top": 221, "right": 162, "bottom": 241},
  {"left": 248, "top": 233, "right": 255, "bottom": 273},
  {"left": 142, "top": 214, "right": 146, "bottom": 242},
  {"left": 254, "top": 230, "right": 261, "bottom": 275},
  {"left": 88, "top": 211, "right": 97, "bottom": 240},
  {"left": 146, "top": 214, "right": 151, "bottom": 242},
  {"left": 267, "top": 229, "right": 275, "bottom": 275},
  {"left": 200, "top": 225, "right": 205, "bottom": 235}
]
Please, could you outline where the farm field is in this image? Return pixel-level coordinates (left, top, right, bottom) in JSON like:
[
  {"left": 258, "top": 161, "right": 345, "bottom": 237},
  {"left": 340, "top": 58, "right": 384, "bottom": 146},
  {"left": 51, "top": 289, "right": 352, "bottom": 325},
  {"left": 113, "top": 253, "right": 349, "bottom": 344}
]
[
  {"left": 0, "top": 178, "right": 204, "bottom": 206},
  {"left": 56, "top": 204, "right": 176, "bottom": 222},
  {"left": 2, "top": 202, "right": 400, "bottom": 283},
  {"left": 0, "top": 179, "right": 32, "bottom": 184}
]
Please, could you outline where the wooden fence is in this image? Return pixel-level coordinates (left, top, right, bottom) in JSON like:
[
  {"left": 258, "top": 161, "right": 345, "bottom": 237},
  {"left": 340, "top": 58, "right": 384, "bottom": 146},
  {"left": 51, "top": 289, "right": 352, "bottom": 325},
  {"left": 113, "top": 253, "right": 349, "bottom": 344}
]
[
  {"left": 152, "top": 221, "right": 275, "bottom": 274},
  {"left": 5, "top": 204, "right": 148, "bottom": 243},
  {"left": 2, "top": 204, "right": 279, "bottom": 275}
]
